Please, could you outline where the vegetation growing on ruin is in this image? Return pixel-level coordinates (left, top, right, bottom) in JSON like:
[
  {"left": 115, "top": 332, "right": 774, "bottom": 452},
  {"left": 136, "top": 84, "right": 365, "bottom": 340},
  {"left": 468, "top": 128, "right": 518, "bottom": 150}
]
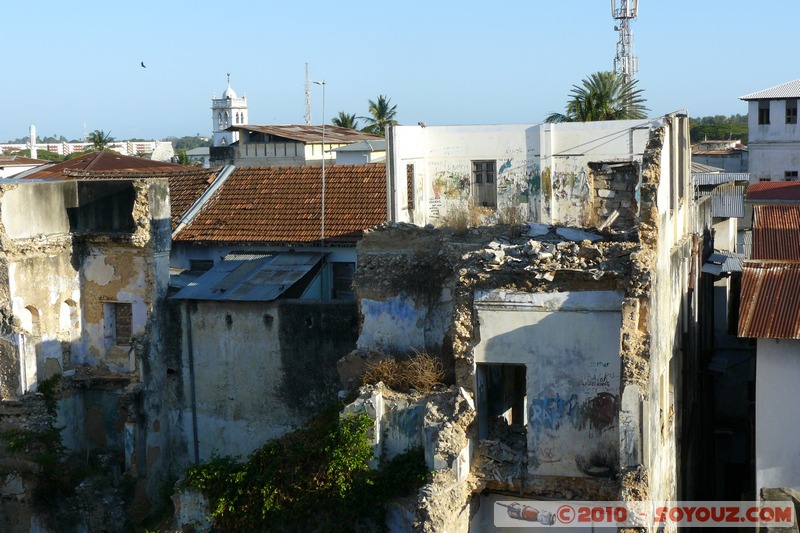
[
  {"left": 184, "top": 405, "right": 429, "bottom": 531},
  {"left": 0, "top": 374, "right": 82, "bottom": 528},
  {"left": 363, "top": 350, "right": 445, "bottom": 393}
]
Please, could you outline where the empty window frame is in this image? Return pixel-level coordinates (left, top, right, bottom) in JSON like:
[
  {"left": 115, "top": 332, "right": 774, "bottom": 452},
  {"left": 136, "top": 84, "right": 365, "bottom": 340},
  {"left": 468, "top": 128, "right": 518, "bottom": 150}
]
[
  {"left": 406, "top": 164, "right": 415, "bottom": 211},
  {"left": 189, "top": 259, "right": 214, "bottom": 272},
  {"left": 472, "top": 160, "right": 497, "bottom": 208},
  {"left": 105, "top": 302, "right": 133, "bottom": 346},
  {"left": 332, "top": 262, "right": 356, "bottom": 300},
  {"left": 786, "top": 171, "right": 799, "bottom": 181},
  {"left": 787, "top": 99, "right": 798, "bottom": 125},
  {"left": 758, "top": 101, "right": 770, "bottom": 125}
]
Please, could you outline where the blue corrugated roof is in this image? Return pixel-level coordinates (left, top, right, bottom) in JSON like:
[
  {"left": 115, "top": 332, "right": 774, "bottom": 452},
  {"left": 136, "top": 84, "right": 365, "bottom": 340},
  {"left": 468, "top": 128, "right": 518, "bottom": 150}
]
[{"left": 171, "top": 252, "right": 323, "bottom": 301}]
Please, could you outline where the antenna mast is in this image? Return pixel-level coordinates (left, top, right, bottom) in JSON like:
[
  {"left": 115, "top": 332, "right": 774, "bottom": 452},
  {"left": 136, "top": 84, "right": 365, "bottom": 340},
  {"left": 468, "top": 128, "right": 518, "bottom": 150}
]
[
  {"left": 612, "top": 0, "right": 638, "bottom": 82},
  {"left": 304, "top": 63, "right": 312, "bottom": 125}
]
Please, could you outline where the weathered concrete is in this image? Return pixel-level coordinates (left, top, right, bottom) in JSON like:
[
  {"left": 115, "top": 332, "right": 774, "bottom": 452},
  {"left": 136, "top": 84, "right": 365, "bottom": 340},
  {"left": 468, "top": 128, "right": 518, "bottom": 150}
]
[{"left": 177, "top": 299, "right": 358, "bottom": 461}]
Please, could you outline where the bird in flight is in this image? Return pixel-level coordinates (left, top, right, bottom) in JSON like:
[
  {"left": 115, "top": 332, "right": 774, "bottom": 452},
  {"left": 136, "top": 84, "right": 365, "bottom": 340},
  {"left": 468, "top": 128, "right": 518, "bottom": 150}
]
[{"left": 141, "top": 61, "right": 146, "bottom": 68}]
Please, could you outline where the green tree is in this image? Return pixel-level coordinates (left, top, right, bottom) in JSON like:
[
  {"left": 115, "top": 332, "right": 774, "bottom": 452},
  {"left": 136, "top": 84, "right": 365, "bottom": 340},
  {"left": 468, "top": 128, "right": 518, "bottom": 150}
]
[
  {"left": 331, "top": 111, "right": 359, "bottom": 130},
  {"left": 86, "top": 130, "right": 114, "bottom": 151},
  {"left": 545, "top": 71, "right": 648, "bottom": 123},
  {"left": 360, "top": 95, "right": 398, "bottom": 135},
  {"left": 689, "top": 115, "right": 748, "bottom": 144}
]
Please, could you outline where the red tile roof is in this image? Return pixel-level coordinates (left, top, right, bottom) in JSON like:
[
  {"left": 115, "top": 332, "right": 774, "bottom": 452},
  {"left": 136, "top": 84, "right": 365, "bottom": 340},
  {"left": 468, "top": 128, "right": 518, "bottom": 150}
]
[
  {"left": 746, "top": 181, "right": 800, "bottom": 202},
  {"left": 739, "top": 262, "right": 800, "bottom": 339},
  {"left": 21, "top": 151, "right": 192, "bottom": 179},
  {"left": 175, "top": 164, "right": 387, "bottom": 244},
  {"left": 751, "top": 205, "right": 800, "bottom": 261}
]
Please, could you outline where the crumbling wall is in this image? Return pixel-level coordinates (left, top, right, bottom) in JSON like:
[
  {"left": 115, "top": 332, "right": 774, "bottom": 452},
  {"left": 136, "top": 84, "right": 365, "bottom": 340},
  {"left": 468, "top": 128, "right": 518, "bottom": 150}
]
[
  {"left": 589, "top": 162, "right": 639, "bottom": 228},
  {"left": 177, "top": 299, "right": 358, "bottom": 462},
  {"left": 0, "top": 179, "right": 177, "bottom": 524}
]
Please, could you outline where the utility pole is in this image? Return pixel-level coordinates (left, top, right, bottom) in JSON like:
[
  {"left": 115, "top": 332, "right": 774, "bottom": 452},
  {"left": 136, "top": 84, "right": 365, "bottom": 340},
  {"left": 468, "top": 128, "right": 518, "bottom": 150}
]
[
  {"left": 612, "top": 0, "right": 639, "bottom": 83},
  {"left": 304, "top": 63, "right": 312, "bottom": 125}
]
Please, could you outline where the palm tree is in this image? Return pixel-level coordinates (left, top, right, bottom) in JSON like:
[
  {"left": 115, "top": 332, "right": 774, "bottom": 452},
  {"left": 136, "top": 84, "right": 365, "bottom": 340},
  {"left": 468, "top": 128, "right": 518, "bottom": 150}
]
[
  {"left": 331, "top": 111, "right": 359, "bottom": 130},
  {"left": 545, "top": 71, "right": 648, "bottom": 123},
  {"left": 360, "top": 95, "right": 398, "bottom": 135},
  {"left": 86, "top": 129, "right": 114, "bottom": 151}
]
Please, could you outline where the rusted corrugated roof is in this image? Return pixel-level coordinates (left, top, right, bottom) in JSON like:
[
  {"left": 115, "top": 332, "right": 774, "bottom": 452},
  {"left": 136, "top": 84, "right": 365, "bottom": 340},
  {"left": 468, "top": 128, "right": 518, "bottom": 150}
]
[
  {"left": 175, "top": 164, "right": 387, "bottom": 244},
  {"left": 172, "top": 252, "right": 323, "bottom": 301},
  {"left": 0, "top": 156, "right": 49, "bottom": 166},
  {"left": 741, "top": 79, "right": 800, "bottom": 100},
  {"left": 232, "top": 125, "right": 383, "bottom": 144},
  {"left": 747, "top": 181, "right": 800, "bottom": 202},
  {"left": 20, "top": 151, "right": 195, "bottom": 179},
  {"left": 751, "top": 205, "right": 800, "bottom": 260},
  {"left": 739, "top": 262, "right": 800, "bottom": 338}
]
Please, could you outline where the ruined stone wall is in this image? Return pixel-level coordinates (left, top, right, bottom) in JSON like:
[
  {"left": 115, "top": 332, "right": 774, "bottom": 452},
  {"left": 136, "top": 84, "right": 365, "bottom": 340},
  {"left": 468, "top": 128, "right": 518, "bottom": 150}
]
[
  {"left": 0, "top": 179, "right": 177, "bottom": 522},
  {"left": 590, "top": 162, "right": 638, "bottom": 228}
]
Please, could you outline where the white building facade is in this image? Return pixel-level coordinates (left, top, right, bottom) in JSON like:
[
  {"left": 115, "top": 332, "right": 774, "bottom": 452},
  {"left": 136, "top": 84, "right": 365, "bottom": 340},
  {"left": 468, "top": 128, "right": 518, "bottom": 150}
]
[
  {"left": 211, "top": 75, "right": 248, "bottom": 147},
  {"left": 741, "top": 79, "right": 800, "bottom": 183}
]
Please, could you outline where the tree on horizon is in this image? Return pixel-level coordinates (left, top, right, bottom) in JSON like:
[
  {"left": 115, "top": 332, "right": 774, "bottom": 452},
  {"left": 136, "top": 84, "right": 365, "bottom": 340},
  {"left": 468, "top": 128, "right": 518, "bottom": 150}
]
[
  {"left": 360, "top": 95, "right": 398, "bottom": 136},
  {"left": 331, "top": 111, "right": 359, "bottom": 130},
  {"left": 87, "top": 130, "right": 114, "bottom": 151},
  {"left": 545, "top": 71, "right": 648, "bottom": 123}
]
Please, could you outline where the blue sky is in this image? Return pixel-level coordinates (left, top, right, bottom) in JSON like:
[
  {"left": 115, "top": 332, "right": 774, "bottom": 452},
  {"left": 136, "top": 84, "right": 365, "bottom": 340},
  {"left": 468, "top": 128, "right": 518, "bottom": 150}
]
[{"left": 2, "top": 1, "right": 794, "bottom": 141}]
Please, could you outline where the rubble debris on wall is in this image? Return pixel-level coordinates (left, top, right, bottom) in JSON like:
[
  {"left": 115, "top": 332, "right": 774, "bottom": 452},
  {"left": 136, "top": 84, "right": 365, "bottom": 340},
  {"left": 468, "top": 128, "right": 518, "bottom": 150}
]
[{"left": 350, "top": 121, "right": 684, "bottom": 525}]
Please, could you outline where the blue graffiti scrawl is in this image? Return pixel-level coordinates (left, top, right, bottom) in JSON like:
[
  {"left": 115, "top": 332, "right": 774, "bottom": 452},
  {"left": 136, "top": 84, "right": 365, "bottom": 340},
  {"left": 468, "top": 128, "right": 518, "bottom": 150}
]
[
  {"left": 530, "top": 393, "right": 579, "bottom": 431},
  {"left": 498, "top": 159, "right": 512, "bottom": 174}
]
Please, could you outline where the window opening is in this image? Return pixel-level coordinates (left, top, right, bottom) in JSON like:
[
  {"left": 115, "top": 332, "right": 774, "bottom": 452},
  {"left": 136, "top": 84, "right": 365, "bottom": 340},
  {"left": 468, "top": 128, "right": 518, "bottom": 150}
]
[{"left": 473, "top": 160, "right": 497, "bottom": 208}]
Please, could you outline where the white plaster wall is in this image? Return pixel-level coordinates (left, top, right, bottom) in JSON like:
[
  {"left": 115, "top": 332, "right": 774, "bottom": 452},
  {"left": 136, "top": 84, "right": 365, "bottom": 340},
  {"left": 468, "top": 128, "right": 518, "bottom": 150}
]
[
  {"left": 748, "top": 144, "right": 800, "bottom": 182},
  {"left": 389, "top": 120, "right": 659, "bottom": 227},
  {"left": 646, "top": 129, "right": 692, "bottom": 508},
  {"left": 747, "top": 100, "right": 800, "bottom": 144},
  {"left": 1, "top": 182, "right": 73, "bottom": 238},
  {"left": 756, "top": 338, "right": 800, "bottom": 492},
  {"left": 473, "top": 290, "right": 623, "bottom": 478},
  {"left": 181, "top": 301, "right": 298, "bottom": 461}
]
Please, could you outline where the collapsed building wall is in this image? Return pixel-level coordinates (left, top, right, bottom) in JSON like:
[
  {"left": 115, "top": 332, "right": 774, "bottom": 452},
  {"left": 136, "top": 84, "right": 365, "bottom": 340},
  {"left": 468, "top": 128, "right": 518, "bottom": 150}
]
[
  {"left": 354, "top": 115, "right": 696, "bottom": 530},
  {"left": 0, "top": 178, "right": 176, "bottom": 525}
]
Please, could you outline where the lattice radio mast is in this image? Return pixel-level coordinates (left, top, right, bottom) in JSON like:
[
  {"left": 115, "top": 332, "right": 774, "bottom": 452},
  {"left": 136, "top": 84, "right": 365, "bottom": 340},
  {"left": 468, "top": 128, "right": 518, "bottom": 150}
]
[{"left": 612, "top": 0, "right": 638, "bottom": 82}]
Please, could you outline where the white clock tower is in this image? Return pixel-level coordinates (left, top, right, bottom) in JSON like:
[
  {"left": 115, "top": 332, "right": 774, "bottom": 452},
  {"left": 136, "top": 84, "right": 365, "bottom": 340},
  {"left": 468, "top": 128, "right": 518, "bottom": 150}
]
[{"left": 211, "top": 74, "right": 248, "bottom": 147}]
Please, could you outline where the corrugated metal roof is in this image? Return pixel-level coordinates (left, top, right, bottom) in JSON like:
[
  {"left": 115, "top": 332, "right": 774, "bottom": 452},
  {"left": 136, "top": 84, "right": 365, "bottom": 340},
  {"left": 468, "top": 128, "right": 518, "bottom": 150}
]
[
  {"left": 172, "top": 252, "right": 323, "bottom": 301},
  {"left": 693, "top": 172, "right": 749, "bottom": 186},
  {"left": 740, "top": 79, "right": 800, "bottom": 100},
  {"left": 0, "top": 156, "right": 49, "bottom": 166},
  {"left": 739, "top": 230, "right": 752, "bottom": 258},
  {"left": 702, "top": 250, "right": 744, "bottom": 275},
  {"left": 746, "top": 181, "right": 800, "bottom": 202},
  {"left": 20, "top": 151, "right": 195, "bottom": 179},
  {"left": 691, "top": 162, "right": 725, "bottom": 174},
  {"left": 752, "top": 205, "right": 800, "bottom": 260},
  {"left": 231, "top": 125, "right": 383, "bottom": 144},
  {"left": 331, "top": 140, "right": 387, "bottom": 152},
  {"left": 739, "top": 262, "right": 800, "bottom": 338},
  {"left": 711, "top": 183, "right": 745, "bottom": 218}
]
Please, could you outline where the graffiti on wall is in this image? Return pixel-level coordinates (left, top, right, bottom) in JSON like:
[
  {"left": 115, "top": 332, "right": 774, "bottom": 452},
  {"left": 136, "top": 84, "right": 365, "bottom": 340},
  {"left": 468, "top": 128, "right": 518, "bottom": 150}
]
[
  {"left": 530, "top": 391, "right": 618, "bottom": 433},
  {"left": 494, "top": 160, "right": 545, "bottom": 222}
]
